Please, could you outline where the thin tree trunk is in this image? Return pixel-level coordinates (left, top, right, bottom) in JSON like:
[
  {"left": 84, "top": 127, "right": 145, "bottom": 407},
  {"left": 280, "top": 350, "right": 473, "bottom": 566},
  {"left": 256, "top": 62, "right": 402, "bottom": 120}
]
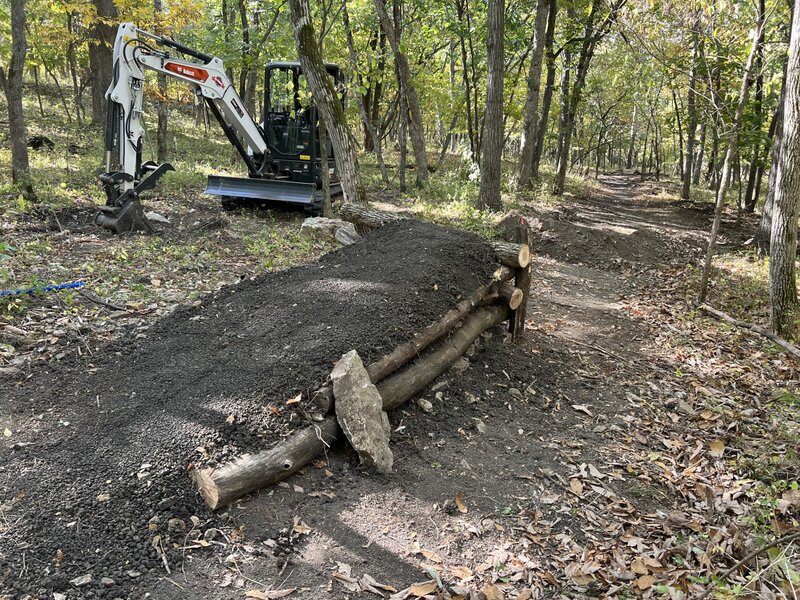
[
  {"left": 552, "top": 0, "right": 623, "bottom": 195},
  {"left": 1, "top": 0, "right": 34, "bottom": 198},
  {"left": 374, "top": 0, "right": 428, "bottom": 185},
  {"left": 154, "top": 0, "right": 169, "bottom": 162},
  {"left": 289, "top": 0, "right": 367, "bottom": 205},
  {"left": 698, "top": 13, "right": 766, "bottom": 303},
  {"left": 513, "top": 0, "right": 550, "bottom": 190},
  {"left": 682, "top": 14, "right": 701, "bottom": 200},
  {"left": 342, "top": 0, "right": 389, "bottom": 184},
  {"left": 477, "top": 0, "right": 505, "bottom": 210},
  {"left": 531, "top": 0, "right": 557, "bottom": 179},
  {"left": 744, "top": 0, "right": 766, "bottom": 213},
  {"left": 629, "top": 103, "right": 640, "bottom": 170},
  {"left": 671, "top": 92, "right": 683, "bottom": 178},
  {"left": 693, "top": 120, "right": 706, "bottom": 185}
]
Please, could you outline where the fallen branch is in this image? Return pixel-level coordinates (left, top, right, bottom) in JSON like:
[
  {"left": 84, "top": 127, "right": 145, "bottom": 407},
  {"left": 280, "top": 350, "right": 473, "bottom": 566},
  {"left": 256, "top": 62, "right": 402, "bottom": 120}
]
[
  {"left": 192, "top": 417, "right": 340, "bottom": 510},
  {"left": 697, "top": 530, "right": 800, "bottom": 600},
  {"left": 697, "top": 303, "right": 800, "bottom": 359}
]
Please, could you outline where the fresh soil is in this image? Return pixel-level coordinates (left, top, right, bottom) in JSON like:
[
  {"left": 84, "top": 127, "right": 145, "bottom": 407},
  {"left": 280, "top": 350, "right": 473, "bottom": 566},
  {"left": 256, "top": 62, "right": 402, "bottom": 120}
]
[
  {"left": 0, "top": 174, "right": 790, "bottom": 600},
  {"left": 0, "top": 220, "right": 497, "bottom": 598}
]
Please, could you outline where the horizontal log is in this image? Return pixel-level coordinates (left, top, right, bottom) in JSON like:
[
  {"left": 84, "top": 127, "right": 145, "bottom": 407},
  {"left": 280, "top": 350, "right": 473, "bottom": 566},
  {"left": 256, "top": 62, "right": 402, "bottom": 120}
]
[
  {"left": 378, "top": 305, "right": 509, "bottom": 411},
  {"left": 339, "top": 203, "right": 406, "bottom": 229},
  {"left": 493, "top": 265, "right": 516, "bottom": 282},
  {"left": 365, "top": 283, "right": 492, "bottom": 383},
  {"left": 193, "top": 417, "right": 340, "bottom": 510},
  {"left": 489, "top": 241, "right": 531, "bottom": 269}
]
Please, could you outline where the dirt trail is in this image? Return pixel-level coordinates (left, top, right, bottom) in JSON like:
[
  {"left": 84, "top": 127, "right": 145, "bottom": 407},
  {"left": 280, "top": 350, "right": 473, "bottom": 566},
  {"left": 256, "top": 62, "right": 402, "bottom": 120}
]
[{"left": 1, "top": 175, "right": 754, "bottom": 599}]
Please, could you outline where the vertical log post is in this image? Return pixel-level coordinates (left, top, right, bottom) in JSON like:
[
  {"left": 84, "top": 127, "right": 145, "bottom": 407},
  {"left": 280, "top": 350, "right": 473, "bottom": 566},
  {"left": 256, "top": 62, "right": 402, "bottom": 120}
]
[{"left": 511, "top": 217, "right": 534, "bottom": 340}]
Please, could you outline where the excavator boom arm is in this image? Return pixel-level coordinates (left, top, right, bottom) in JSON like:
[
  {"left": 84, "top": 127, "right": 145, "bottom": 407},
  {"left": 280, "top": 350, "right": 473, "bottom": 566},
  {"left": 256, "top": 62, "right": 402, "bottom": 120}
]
[{"left": 99, "top": 22, "right": 267, "bottom": 232}]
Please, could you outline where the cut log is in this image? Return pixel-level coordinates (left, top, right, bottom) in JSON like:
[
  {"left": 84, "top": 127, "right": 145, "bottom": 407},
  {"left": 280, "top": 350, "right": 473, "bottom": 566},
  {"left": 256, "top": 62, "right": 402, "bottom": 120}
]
[
  {"left": 366, "top": 283, "right": 492, "bottom": 383},
  {"left": 192, "top": 417, "right": 340, "bottom": 510},
  {"left": 378, "top": 305, "right": 509, "bottom": 411},
  {"left": 497, "top": 282, "right": 524, "bottom": 310},
  {"left": 493, "top": 265, "right": 516, "bottom": 282},
  {"left": 489, "top": 241, "right": 531, "bottom": 269},
  {"left": 339, "top": 203, "right": 406, "bottom": 229}
]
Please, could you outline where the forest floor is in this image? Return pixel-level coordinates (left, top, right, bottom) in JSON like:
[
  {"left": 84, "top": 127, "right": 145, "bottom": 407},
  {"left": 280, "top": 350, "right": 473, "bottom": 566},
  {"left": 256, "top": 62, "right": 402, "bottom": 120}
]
[{"left": 0, "top": 172, "right": 798, "bottom": 600}]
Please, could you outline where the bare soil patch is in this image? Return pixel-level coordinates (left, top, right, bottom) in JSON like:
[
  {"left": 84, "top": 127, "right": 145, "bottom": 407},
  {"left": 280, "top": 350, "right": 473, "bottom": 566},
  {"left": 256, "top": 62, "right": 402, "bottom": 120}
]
[{"left": 1, "top": 174, "right": 796, "bottom": 600}]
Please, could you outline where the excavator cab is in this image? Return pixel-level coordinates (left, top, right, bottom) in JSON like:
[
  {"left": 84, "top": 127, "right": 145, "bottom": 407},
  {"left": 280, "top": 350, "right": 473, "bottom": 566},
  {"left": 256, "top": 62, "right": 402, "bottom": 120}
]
[{"left": 205, "top": 62, "right": 344, "bottom": 211}]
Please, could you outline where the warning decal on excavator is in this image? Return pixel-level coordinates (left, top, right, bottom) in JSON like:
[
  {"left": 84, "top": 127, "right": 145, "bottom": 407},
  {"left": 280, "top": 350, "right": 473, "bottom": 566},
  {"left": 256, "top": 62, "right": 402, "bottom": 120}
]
[
  {"left": 299, "top": 155, "right": 311, "bottom": 161},
  {"left": 164, "top": 62, "right": 208, "bottom": 82}
]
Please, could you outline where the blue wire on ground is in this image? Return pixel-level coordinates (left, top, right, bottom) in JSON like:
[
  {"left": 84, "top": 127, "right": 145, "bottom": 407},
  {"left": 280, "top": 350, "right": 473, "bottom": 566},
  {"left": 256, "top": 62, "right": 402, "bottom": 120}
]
[{"left": 0, "top": 281, "right": 86, "bottom": 297}]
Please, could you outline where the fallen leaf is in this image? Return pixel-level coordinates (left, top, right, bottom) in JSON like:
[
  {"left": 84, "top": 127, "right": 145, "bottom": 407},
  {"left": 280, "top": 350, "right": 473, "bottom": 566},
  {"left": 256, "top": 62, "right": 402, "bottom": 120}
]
[
  {"left": 409, "top": 580, "right": 438, "bottom": 596},
  {"left": 3, "top": 428, "right": 10, "bottom": 437},
  {"left": 286, "top": 393, "right": 302, "bottom": 405},
  {"left": 539, "top": 490, "right": 560, "bottom": 504},
  {"left": 450, "top": 565, "right": 473, "bottom": 580},
  {"left": 421, "top": 550, "right": 442, "bottom": 563},
  {"left": 292, "top": 517, "right": 311, "bottom": 535},
  {"left": 709, "top": 439, "right": 725, "bottom": 458},
  {"left": 699, "top": 409, "right": 717, "bottom": 420},
  {"left": 630, "top": 557, "right": 648, "bottom": 575},
  {"left": 225, "top": 415, "right": 235, "bottom": 424},
  {"left": 636, "top": 575, "right": 656, "bottom": 590},
  {"left": 569, "top": 478, "right": 584, "bottom": 495},
  {"left": 360, "top": 574, "right": 397, "bottom": 593},
  {"left": 572, "top": 404, "right": 593, "bottom": 417},
  {"left": 483, "top": 583, "right": 503, "bottom": 600},
  {"left": 245, "top": 588, "right": 298, "bottom": 599},
  {"left": 455, "top": 492, "right": 468, "bottom": 513}
]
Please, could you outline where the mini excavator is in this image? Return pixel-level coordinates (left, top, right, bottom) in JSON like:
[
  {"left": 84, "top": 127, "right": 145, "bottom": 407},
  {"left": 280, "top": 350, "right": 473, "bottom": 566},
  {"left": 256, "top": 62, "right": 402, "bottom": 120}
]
[{"left": 98, "top": 22, "right": 343, "bottom": 233}]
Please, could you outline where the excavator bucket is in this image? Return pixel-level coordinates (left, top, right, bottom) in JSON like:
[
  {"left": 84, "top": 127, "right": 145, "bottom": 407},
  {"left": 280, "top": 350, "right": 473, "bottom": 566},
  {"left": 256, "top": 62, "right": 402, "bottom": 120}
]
[{"left": 205, "top": 175, "right": 341, "bottom": 211}]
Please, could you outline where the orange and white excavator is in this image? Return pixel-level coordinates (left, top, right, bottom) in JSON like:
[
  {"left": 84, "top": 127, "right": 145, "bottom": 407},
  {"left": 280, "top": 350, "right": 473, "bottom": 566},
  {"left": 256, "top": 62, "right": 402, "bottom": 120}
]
[{"left": 98, "top": 22, "right": 343, "bottom": 233}]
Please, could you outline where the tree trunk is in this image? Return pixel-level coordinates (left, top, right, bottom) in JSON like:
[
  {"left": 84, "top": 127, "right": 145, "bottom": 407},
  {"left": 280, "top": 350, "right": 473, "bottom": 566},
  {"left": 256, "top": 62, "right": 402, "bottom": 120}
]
[
  {"left": 154, "top": 0, "right": 169, "bottom": 162},
  {"left": 698, "top": 13, "right": 765, "bottom": 303},
  {"left": 1, "top": 0, "right": 33, "bottom": 198},
  {"left": 769, "top": 3, "right": 800, "bottom": 334},
  {"left": 374, "top": 0, "right": 428, "bottom": 186},
  {"left": 743, "top": 0, "right": 767, "bottom": 213},
  {"left": 552, "top": 0, "right": 622, "bottom": 195},
  {"left": 628, "top": 104, "right": 639, "bottom": 170},
  {"left": 681, "top": 15, "right": 701, "bottom": 200},
  {"left": 342, "top": 0, "right": 389, "bottom": 184},
  {"left": 513, "top": 0, "right": 550, "bottom": 190},
  {"left": 693, "top": 121, "right": 706, "bottom": 185},
  {"left": 477, "top": 0, "right": 505, "bottom": 210},
  {"left": 289, "top": 0, "right": 367, "bottom": 205},
  {"left": 531, "top": 0, "right": 557, "bottom": 180},
  {"left": 755, "top": 79, "right": 787, "bottom": 255},
  {"left": 89, "top": 0, "right": 118, "bottom": 125}
]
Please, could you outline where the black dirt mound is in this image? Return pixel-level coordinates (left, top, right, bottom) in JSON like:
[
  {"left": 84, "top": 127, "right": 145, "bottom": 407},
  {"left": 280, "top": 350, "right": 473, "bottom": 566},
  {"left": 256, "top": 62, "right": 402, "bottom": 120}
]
[{"left": 0, "top": 220, "right": 498, "bottom": 599}]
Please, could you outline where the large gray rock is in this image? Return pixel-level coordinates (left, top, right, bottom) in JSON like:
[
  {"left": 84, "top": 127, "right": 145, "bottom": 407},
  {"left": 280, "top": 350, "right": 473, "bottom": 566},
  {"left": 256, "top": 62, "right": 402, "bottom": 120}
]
[
  {"left": 301, "top": 217, "right": 360, "bottom": 244},
  {"left": 330, "top": 350, "right": 393, "bottom": 473}
]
